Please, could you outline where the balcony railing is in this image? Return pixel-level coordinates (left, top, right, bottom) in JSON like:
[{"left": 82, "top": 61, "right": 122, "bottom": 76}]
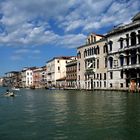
[
  {"left": 118, "top": 63, "right": 140, "bottom": 69},
  {"left": 85, "top": 68, "right": 95, "bottom": 75},
  {"left": 85, "top": 55, "right": 96, "bottom": 60},
  {"left": 118, "top": 44, "right": 140, "bottom": 53}
]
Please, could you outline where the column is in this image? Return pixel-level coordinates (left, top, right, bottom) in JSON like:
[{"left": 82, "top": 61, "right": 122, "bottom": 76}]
[
  {"left": 129, "top": 52, "right": 131, "bottom": 65},
  {"left": 136, "top": 49, "right": 139, "bottom": 64}
]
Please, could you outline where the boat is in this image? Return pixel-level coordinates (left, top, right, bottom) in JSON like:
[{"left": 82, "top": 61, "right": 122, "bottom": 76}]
[
  {"left": 11, "top": 87, "right": 20, "bottom": 91},
  {"left": 4, "top": 92, "right": 15, "bottom": 97}
]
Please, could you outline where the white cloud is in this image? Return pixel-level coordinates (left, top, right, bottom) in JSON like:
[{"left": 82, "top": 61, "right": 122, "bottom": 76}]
[
  {"left": 0, "top": 0, "right": 139, "bottom": 48},
  {"left": 14, "top": 49, "right": 29, "bottom": 54}
]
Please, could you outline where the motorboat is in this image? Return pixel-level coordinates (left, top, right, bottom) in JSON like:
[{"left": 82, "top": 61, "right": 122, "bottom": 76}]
[{"left": 11, "top": 87, "right": 20, "bottom": 91}]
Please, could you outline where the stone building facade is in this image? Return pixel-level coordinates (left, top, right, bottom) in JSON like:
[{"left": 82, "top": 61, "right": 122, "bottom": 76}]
[
  {"left": 77, "top": 33, "right": 108, "bottom": 90},
  {"left": 106, "top": 12, "right": 140, "bottom": 91}
]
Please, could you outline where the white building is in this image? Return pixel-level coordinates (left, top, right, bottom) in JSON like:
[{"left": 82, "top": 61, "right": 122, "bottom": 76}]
[
  {"left": 46, "top": 56, "right": 75, "bottom": 87},
  {"left": 106, "top": 12, "right": 140, "bottom": 91},
  {"left": 21, "top": 67, "right": 35, "bottom": 88}
]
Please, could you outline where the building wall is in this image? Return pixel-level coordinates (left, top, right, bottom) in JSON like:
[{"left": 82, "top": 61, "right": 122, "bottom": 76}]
[
  {"left": 66, "top": 60, "right": 77, "bottom": 88},
  {"left": 25, "top": 70, "right": 33, "bottom": 87},
  {"left": 77, "top": 33, "right": 107, "bottom": 90},
  {"left": 46, "top": 57, "right": 74, "bottom": 87},
  {"left": 107, "top": 18, "right": 140, "bottom": 91},
  {"left": 77, "top": 46, "right": 86, "bottom": 89}
]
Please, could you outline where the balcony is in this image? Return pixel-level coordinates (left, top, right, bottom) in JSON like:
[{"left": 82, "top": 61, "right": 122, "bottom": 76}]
[
  {"left": 85, "top": 55, "right": 96, "bottom": 60},
  {"left": 85, "top": 68, "right": 95, "bottom": 75},
  {"left": 118, "top": 63, "right": 140, "bottom": 70},
  {"left": 118, "top": 44, "right": 140, "bottom": 53}
]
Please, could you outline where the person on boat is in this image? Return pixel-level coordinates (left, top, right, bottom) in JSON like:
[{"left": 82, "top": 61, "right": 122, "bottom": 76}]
[
  {"left": 5, "top": 89, "right": 15, "bottom": 97},
  {"left": 6, "top": 89, "right": 10, "bottom": 94}
]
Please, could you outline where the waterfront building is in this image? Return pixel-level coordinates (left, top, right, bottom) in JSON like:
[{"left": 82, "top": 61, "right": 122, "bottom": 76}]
[
  {"left": 66, "top": 58, "right": 77, "bottom": 88},
  {"left": 40, "top": 66, "right": 47, "bottom": 88},
  {"left": 33, "top": 67, "right": 42, "bottom": 88},
  {"left": 33, "top": 66, "right": 47, "bottom": 88},
  {"left": 0, "top": 77, "right": 3, "bottom": 86},
  {"left": 46, "top": 56, "right": 74, "bottom": 88},
  {"left": 77, "top": 33, "right": 108, "bottom": 90},
  {"left": 106, "top": 12, "right": 140, "bottom": 91},
  {"left": 21, "top": 67, "right": 35, "bottom": 88},
  {"left": 3, "top": 71, "right": 21, "bottom": 87}
]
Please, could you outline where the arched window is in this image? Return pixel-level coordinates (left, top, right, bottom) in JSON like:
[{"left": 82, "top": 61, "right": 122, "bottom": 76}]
[
  {"left": 109, "top": 57, "right": 113, "bottom": 68},
  {"left": 108, "top": 41, "right": 113, "bottom": 51},
  {"left": 96, "top": 45, "right": 100, "bottom": 54},
  {"left": 131, "top": 32, "right": 136, "bottom": 46},
  {"left": 103, "top": 43, "right": 108, "bottom": 53},
  {"left": 120, "top": 55, "right": 124, "bottom": 66},
  {"left": 84, "top": 49, "right": 87, "bottom": 57},
  {"left": 119, "top": 37, "right": 123, "bottom": 49},
  {"left": 131, "top": 50, "right": 136, "bottom": 65}
]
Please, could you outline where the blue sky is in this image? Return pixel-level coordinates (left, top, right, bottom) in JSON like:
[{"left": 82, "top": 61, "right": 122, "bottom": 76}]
[{"left": 0, "top": 0, "right": 140, "bottom": 76}]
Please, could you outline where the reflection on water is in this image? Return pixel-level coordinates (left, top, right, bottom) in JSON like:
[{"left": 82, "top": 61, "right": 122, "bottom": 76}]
[{"left": 0, "top": 88, "right": 140, "bottom": 140}]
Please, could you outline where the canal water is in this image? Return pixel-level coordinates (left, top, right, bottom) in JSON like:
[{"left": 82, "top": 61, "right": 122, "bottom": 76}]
[{"left": 0, "top": 87, "right": 140, "bottom": 140}]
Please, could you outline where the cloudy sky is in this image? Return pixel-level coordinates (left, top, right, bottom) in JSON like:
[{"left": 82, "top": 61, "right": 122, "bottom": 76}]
[{"left": 0, "top": 0, "right": 140, "bottom": 76}]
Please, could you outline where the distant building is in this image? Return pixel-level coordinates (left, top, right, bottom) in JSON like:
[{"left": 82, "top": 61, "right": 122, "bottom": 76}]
[
  {"left": 3, "top": 71, "right": 20, "bottom": 87},
  {"left": 77, "top": 33, "right": 107, "bottom": 90},
  {"left": 33, "top": 66, "right": 47, "bottom": 88},
  {"left": 0, "top": 77, "right": 3, "bottom": 86},
  {"left": 66, "top": 58, "right": 77, "bottom": 88},
  {"left": 33, "top": 67, "right": 42, "bottom": 88},
  {"left": 21, "top": 67, "right": 36, "bottom": 88},
  {"left": 46, "top": 56, "right": 75, "bottom": 87},
  {"left": 106, "top": 12, "right": 140, "bottom": 91},
  {"left": 40, "top": 66, "right": 47, "bottom": 88}
]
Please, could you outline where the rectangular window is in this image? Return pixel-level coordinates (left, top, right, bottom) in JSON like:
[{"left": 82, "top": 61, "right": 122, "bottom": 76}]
[
  {"left": 104, "top": 73, "right": 106, "bottom": 80},
  {"left": 104, "top": 81, "right": 106, "bottom": 87},
  {"left": 100, "top": 73, "right": 102, "bottom": 80},
  {"left": 97, "top": 82, "right": 99, "bottom": 87},
  {"left": 105, "top": 57, "right": 107, "bottom": 68},
  {"left": 94, "top": 82, "right": 96, "bottom": 87},
  {"left": 97, "top": 59, "right": 99, "bottom": 69},
  {"left": 78, "top": 63, "right": 80, "bottom": 71},
  {"left": 78, "top": 75, "right": 80, "bottom": 81},
  {"left": 100, "top": 81, "right": 102, "bottom": 87},
  {"left": 110, "top": 72, "right": 113, "bottom": 79},
  {"left": 120, "top": 70, "right": 123, "bottom": 79},
  {"left": 97, "top": 73, "right": 99, "bottom": 79},
  {"left": 58, "top": 66, "right": 60, "bottom": 72}
]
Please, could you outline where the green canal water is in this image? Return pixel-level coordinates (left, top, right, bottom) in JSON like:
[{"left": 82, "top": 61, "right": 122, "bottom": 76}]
[{"left": 0, "top": 87, "right": 140, "bottom": 140}]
